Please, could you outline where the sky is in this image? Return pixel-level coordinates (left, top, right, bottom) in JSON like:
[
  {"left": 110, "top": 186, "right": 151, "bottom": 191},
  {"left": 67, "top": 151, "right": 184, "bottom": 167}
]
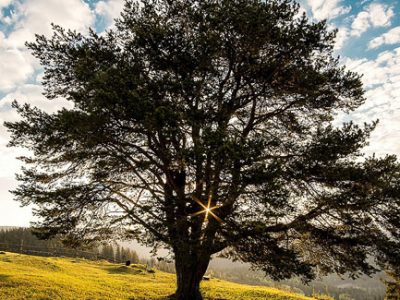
[{"left": 0, "top": 0, "right": 400, "bottom": 227}]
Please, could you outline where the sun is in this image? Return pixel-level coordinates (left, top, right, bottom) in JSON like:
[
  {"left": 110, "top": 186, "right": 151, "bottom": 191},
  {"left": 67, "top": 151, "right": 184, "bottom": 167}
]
[{"left": 191, "top": 194, "right": 222, "bottom": 223}]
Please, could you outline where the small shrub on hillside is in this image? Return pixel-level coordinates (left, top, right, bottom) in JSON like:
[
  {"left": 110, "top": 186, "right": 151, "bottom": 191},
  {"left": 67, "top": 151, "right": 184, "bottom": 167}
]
[{"left": 313, "top": 294, "right": 335, "bottom": 300}]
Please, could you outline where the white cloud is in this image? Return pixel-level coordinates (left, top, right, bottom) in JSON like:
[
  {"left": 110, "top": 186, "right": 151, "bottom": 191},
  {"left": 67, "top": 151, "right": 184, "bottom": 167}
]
[
  {"left": 351, "top": 11, "right": 370, "bottom": 36},
  {"left": 0, "top": 178, "right": 33, "bottom": 227},
  {"left": 334, "top": 27, "right": 350, "bottom": 49},
  {"left": 0, "top": 83, "right": 72, "bottom": 226},
  {"left": 342, "top": 48, "right": 400, "bottom": 157},
  {"left": 0, "top": 84, "right": 72, "bottom": 176},
  {"left": 345, "top": 58, "right": 387, "bottom": 88},
  {"left": 0, "top": 0, "right": 12, "bottom": 8},
  {"left": 0, "top": 4, "right": 18, "bottom": 25},
  {"left": 5, "top": 0, "right": 95, "bottom": 48},
  {"left": 95, "top": 0, "right": 125, "bottom": 28},
  {"left": 368, "top": 3, "right": 394, "bottom": 27},
  {"left": 307, "top": 0, "right": 351, "bottom": 20},
  {"left": 0, "top": 48, "right": 35, "bottom": 91},
  {"left": 0, "top": 84, "right": 72, "bottom": 118},
  {"left": 351, "top": 3, "right": 394, "bottom": 37},
  {"left": 0, "top": 0, "right": 95, "bottom": 92},
  {"left": 0, "top": 0, "right": 96, "bottom": 226},
  {"left": 369, "top": 26, "right": 400, "bottom": 49},
  {"left": 344, "top": 48, "right": 400, "bottom": 90}
]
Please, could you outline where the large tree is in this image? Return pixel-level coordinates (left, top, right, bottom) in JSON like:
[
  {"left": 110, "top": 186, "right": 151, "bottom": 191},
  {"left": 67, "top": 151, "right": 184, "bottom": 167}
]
[{"left": 5, "top": 0, "right": 400, "bottom": 299}]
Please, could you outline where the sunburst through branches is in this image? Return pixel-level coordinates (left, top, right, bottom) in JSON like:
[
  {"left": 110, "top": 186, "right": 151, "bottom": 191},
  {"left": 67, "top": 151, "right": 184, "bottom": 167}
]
[{"left": 191, "top": 194, "right": 222, "bottom": 224}]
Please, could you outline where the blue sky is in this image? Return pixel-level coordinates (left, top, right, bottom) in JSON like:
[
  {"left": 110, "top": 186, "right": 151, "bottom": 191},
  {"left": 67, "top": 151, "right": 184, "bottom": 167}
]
[
  {"left": 299, "top": 0, "right": 400, "bottom": 59},
  {"left": 0, "top": 0, "right": 400, "bottom": 226}
]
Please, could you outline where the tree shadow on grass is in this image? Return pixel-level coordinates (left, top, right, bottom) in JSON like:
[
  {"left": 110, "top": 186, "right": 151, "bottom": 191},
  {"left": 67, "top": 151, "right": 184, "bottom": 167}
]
[
  {"left": 106, "top": 265, "right": 147, "bottom": 275},
  {"left": 142, "top": 293, "right": 216, "bottom": 300},
  {"left": 128, "top": 295, "right": 177, "bottom": 300},
  {"left": 0, "top": 274, "right": 10, "bottom": 282}
]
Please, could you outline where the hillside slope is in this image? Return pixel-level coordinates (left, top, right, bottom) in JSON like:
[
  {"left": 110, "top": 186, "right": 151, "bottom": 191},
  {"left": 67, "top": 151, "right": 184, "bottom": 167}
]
[{"left": 0, "top": 252, "right": 315, "bottom": 300}]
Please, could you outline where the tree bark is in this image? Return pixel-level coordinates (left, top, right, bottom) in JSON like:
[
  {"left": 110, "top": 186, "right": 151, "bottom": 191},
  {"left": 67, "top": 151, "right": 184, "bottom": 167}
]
[{"left": 174, "top": 252, "right": 210, "bottom": 300}]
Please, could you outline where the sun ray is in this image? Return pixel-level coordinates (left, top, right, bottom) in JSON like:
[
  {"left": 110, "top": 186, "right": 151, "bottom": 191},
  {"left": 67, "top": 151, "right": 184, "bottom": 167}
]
[
  {"left": 192, "top": 196, "right": 208, "bottom": 210},
  {"left": 208, "top": 210, "right": 222, "bottom": 223},
  {"left": 191, "top": 194, "right": 222, "bottom": 223},
  {"left": 191, "top": 209, "right": 207, "bottom": 217}
]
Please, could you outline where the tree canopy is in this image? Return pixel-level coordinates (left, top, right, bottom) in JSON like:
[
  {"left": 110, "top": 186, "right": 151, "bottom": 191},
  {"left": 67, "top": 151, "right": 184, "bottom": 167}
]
[{"left": 5, "top": 0, "right": 400, "bottom": 299}]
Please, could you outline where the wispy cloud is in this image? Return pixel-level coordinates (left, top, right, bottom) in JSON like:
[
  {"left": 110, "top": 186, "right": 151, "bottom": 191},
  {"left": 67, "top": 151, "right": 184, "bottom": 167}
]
[
  {"left": 351, "top": 3, "right": 394, "bottom": 37},
  {"left": 334, "top": 27, "right": 350, "bottom": 49},
  {"left": 306, "top": 0, "right": 351, "bottom": 20},
  {"left": 4, "top": 0, "right": 94, "bottom": 48},
  {"left": 343, "top": 47, "right": 400, "bottom": 156},
  {"left": 0, "top": 0, "right": 95, "bottom": 92},
  {"left": 0, "top": 47, "right": 35, "bottom": 91},
  {"left": 369, "top": 26, "right": 400, "bottom": 49}
]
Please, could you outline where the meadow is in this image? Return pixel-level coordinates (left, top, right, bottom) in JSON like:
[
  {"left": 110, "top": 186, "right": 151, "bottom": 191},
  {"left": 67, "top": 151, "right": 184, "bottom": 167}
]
[{"left": 0, "top": 252, "right": 317, "bottom": 300}]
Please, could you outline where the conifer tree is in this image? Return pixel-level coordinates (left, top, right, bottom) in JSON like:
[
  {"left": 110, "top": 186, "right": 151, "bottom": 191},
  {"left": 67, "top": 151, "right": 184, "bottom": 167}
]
[
  {"left": 5, "top": 0, "right": 400, "bottom": 299},
  {"left": 115, "top": 245, "right": 122, "bottom": 263}
]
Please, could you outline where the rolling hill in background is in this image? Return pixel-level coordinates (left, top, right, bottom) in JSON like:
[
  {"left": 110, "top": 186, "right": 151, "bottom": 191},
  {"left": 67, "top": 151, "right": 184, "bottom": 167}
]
[{"left": 0, "top": 252, "right": 316, "bottom": 300}]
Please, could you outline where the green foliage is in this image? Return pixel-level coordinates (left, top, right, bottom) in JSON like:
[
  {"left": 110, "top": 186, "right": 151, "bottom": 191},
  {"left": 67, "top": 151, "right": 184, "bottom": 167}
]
[{"left": 4, "top": 0, "right": 400, "bottom": 298}]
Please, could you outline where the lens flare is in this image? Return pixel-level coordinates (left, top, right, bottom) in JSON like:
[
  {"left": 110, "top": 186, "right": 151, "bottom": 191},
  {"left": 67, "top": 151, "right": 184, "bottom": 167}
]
[{"left": 191, "top": 194, "right": 222, "bottom": 223}]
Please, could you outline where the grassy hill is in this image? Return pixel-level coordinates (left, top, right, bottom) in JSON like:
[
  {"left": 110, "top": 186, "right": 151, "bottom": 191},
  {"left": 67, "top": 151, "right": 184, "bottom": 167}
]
[{"left": 0, "top": 252, "right": 317, "bottom": 300}]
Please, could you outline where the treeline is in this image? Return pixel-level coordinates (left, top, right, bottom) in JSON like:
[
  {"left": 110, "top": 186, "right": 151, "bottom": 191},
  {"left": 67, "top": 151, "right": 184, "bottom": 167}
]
[
  {"left": 0, "top": 227, "right": 83, "bottom": 254},
  {"left": 286, "top": 279, "right": 385, "bottom": 300},
  {"left": 0, "top": 227, "right": 140, "bottom": 263},
  {"left": 207, "top": 263, "right": 386, "bottom": 300},
  {"left": 99, "top": 244, "right": 139, "bottom": 264}
]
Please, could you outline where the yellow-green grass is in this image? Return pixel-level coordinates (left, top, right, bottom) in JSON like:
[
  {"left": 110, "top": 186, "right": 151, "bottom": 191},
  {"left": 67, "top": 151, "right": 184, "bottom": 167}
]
[{"left": 0, "top": 252, "right": 314, "bottom": 300}]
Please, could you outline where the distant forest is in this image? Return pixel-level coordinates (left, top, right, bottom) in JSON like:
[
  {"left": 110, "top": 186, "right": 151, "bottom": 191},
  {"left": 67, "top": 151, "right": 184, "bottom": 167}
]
[
  {"left": 207, "top": 261, "right": 389, "bottom": 300},
  {"left": 0, "top": 227, "right": 139, "bottom": 264}
]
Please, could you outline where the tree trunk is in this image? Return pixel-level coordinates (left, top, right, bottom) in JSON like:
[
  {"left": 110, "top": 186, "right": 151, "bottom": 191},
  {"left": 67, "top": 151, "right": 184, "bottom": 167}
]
[{"left": 174, "top": 252, "right": 210, "bottom": 300}]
